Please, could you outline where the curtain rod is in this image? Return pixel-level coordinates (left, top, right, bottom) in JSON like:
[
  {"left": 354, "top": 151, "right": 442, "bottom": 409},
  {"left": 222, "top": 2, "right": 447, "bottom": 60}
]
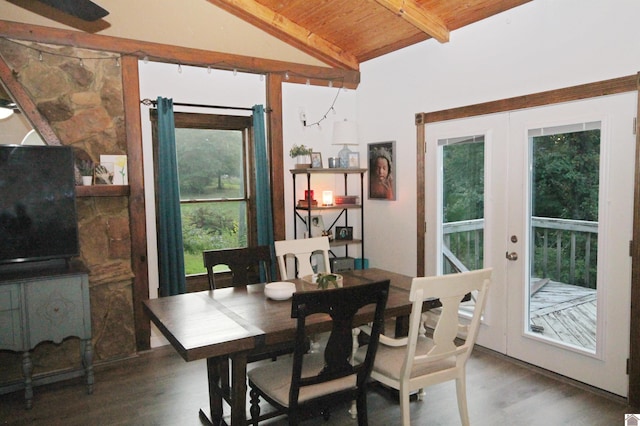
[{"left": 140, "top": 98, "right": 255, "bottom": 111}]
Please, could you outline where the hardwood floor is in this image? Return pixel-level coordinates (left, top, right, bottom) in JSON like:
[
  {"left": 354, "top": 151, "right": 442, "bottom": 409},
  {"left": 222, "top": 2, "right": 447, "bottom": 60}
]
[{"left": 0, "top": 345, "right": 631, "bottom": 425}]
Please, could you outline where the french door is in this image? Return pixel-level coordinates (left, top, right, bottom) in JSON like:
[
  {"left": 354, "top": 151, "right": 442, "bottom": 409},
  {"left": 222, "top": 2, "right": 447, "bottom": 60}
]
[{"left": 425, "top": 93, "right": 635, "bottom": 396}]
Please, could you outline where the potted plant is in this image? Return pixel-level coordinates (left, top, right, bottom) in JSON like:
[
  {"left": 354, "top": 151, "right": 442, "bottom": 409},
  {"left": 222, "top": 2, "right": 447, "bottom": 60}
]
[
  {"left": 290, "top": 144, "right": 313, "bottom": 168},
  {"left": 77, "top": 159, "right": 94, "bottom": 186},
  {"left": 315, "top": 272, "right": 343, "bottom": 289}
]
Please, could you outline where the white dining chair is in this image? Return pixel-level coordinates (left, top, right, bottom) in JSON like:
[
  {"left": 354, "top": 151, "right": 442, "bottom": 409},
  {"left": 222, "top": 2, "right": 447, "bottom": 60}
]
[
  {"left": 355, "top": 268, "right": 492, "bottom": 426},
  {"left": 274, "top": 236, "right": 332, "bottom": 279}
]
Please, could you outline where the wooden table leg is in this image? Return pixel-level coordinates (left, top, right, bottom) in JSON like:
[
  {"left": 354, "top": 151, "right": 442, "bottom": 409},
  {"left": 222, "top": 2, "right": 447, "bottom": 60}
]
[
  {"left": 230, "top": 351, "right": 249, "bottom": 426},
  {"left": 200, "top": 356, "right": 225, "bottom": 426}
]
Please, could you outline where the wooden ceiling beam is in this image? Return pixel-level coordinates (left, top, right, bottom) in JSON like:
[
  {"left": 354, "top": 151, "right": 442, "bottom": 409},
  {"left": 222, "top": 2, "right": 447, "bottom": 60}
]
[
  {"left": 207, "top": 0, "right": 360, "bottom": 70},
  {"left": 375, "top": 0, "right": 450, "bottom": 43}
]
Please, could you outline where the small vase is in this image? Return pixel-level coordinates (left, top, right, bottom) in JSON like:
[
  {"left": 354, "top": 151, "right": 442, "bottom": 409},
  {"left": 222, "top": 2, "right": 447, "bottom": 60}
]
[
  {"left": 295, "top": 155, "right": 312, "bottom": 169},
  {"left": 81, "top": 176, "right": 93, "bottom": 186}
]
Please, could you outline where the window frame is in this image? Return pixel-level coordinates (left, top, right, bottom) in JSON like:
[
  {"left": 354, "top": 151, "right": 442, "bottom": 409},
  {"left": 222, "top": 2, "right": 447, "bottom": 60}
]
[{"left": 150, "top": 110, "right": 258, "bottom": 282}]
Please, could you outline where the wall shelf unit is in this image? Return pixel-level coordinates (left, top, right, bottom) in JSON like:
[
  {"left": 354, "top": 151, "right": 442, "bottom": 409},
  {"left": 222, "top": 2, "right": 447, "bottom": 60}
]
[
  {"left": 75, "top": 185, "right": 130, "bottom": 197},
  {"left": 290, "top": 168, "right": 366, "bottom": 266}
]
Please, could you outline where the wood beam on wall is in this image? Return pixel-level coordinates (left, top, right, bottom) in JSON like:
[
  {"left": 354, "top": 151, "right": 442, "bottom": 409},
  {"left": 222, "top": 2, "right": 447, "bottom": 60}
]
[
  {"left": 0, "top": 51, "right": 60, "bottom": 145},
  {"left": 0, "top": 20, "right": 360, "bottom": 88},
  {"left": 121, "top": 54, "right": 150, "bottom": 351},
  {"left": 629, "top": 72, "right": 640, "bottom": 406},
  {"left": 267, "top": 73, "right": 285, "bottom": 245}
]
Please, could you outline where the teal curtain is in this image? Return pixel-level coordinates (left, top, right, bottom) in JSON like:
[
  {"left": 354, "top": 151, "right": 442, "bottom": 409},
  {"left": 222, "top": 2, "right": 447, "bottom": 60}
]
[
  {"left": 253, "top": 105, "right": 275, "bottom": 280},
  {"left": 156, "top": 97, "right": 186, "bottom": 296}
]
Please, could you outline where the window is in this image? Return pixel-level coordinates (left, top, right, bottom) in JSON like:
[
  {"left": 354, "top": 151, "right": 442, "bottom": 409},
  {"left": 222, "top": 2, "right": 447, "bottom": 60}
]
[{"left": 151, "top": 111, "right": 257, "bottom": 275}]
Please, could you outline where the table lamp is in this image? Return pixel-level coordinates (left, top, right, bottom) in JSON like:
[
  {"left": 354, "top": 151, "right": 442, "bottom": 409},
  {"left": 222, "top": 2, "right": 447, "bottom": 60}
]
[{"left": 332, "top": 119, "right": 358, "bottom": 168}]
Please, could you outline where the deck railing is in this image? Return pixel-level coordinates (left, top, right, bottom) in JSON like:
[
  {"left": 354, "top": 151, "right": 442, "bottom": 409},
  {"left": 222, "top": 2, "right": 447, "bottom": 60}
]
[{"left": 442, "top": 216, "right": 598, "bottom": 288}]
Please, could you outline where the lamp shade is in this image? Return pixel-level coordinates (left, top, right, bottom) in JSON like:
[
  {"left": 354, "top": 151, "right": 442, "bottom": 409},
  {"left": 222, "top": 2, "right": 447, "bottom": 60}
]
[{"left": 332, "top": 120, "right": 358, "bottom": 146}]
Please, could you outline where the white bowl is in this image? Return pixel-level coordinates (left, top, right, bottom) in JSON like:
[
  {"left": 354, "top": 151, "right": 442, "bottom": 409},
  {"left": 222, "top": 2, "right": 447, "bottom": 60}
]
[{"left": 264, "top": 281, "right": 296, "bottom": 301}]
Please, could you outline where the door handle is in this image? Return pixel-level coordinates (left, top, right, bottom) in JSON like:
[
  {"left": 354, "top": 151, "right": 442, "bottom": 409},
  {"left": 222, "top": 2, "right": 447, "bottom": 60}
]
[{"left": 506, "top": 251, "right": 518, "bottom": 261}]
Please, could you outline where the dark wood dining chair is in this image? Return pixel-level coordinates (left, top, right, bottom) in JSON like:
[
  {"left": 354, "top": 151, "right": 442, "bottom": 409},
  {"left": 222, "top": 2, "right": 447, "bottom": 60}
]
[
  {"left": 202, "top": 245, "right": 295, "bottom": 414},
  {"left": 247, "top": 279, "right": 390, "bottom": 426},
  {"left": 203, "top": 245, "right": 273, "bottom": 290}
]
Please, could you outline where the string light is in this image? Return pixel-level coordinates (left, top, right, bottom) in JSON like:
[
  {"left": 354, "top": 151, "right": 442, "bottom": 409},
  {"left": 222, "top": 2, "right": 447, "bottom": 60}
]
[
  {"left": 233, "top": 68, "right": 237, "bottom": 76},
  {"left": 115, "top": 57, "right": 120, "bottom": 67},
  {"left": 38, "top": 51, "right": 43, "bottom": 61},
  {"left": 177, "top": 64, "right": 182, "bottom": 74}
]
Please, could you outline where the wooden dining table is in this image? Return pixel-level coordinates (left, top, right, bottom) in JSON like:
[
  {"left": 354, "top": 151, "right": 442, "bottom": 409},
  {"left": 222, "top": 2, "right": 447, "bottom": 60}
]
[{"left": 143, "top": 268, "right": 433, "bottom": 426}]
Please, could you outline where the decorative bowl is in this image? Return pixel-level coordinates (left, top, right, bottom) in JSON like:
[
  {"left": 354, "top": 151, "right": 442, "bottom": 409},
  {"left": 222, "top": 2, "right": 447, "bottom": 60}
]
[{"left": 264, "top": 281, "right": 296, "bottom": 301}]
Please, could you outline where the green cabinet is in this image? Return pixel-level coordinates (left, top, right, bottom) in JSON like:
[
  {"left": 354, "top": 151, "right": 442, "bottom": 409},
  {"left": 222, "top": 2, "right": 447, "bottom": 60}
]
[{"left": 0, "top": 266, "right": 93, "bottom": 408}]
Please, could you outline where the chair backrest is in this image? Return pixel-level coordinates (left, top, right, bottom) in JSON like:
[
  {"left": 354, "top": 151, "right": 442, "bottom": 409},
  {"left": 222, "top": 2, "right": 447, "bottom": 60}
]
[
  {"left": 289, "top": 280, "right": 390, "bottom": 411},
  {"left": 202, "top": 246, "right": 272, "bottom": 290},
  {"left": 404, "top": 268, "right": 492, "bottom": 378},
  {"left": 274, "top": 237, "right": 331, "bottom": 279}
]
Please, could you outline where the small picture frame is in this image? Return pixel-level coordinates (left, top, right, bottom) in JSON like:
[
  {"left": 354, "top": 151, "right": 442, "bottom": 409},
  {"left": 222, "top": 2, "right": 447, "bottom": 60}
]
[
  {"left": 306, "top": 215, "right": 325, "bottom": 237},
  {"left": 94, "top": 162, "right": 114, "bottom": 185},
  {"left": 311, "top": 152, "right": 323, "bottom": 168},
  {"left": 348, "top": 152, "right": 360, "bottom": 168},
  {"left": 335, "top": 226, "right": 353, "bottom": 240}
]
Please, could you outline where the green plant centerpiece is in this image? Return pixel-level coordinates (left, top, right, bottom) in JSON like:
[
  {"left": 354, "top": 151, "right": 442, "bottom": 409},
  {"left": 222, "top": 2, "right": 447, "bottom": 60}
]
[
  {"left": 316, "top": 272, "right": 341, "bottom": 290},
  {"left": 290, "top": 144, "right": 313, "bottom": 168}
]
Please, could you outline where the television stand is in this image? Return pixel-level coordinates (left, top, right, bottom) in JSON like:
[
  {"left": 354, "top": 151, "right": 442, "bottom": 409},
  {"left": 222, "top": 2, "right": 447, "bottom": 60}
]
[{"left": 0, "top": 262, "right": 93, "bottom": 408}]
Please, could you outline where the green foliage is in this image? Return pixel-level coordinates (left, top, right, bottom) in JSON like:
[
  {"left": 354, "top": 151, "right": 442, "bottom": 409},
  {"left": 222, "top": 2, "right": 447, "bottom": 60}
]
[
  {"left": 316, "top": 273, "right": 340, "bottom": 289},
  {"left": 175, "top": 128, "right": 243, "bottom": 195},
  {"left": 442, "top": 141, "right": 484, "bottom": 223},
  {"left": 289, "top": 144, "right": 313, "bottom": 158},
  {"left": 532, "top": 130, "right": 600, "bottom": 221}
]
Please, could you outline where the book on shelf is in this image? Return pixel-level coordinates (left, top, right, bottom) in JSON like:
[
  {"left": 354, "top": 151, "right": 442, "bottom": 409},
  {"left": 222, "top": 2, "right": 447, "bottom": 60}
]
[
  {"left": 334, "top": 195, "right": 359, "bottom": 205},
  {"left": 297, "top": 199, "right": 318, "bottom": 208}
]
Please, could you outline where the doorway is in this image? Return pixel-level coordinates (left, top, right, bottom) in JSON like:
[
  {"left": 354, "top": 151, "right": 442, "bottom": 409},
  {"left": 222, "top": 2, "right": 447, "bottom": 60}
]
[{"left": 424, "top": 93, "right": 635, "bottom": 396}]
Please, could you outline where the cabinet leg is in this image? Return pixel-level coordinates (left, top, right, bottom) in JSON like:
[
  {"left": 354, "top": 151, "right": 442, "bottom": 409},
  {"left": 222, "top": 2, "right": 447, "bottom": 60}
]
[
  {"left": 82, "top": 339, "right": 94, "bottom": 394},
  {"left": 22, "top": 351, "right": 33, "bottom": 409}
]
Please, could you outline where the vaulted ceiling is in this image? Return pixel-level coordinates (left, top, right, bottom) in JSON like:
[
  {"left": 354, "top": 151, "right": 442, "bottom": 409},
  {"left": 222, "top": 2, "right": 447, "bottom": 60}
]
[{"left": 207, "top": 0, "right": 532, "bottom": 70}]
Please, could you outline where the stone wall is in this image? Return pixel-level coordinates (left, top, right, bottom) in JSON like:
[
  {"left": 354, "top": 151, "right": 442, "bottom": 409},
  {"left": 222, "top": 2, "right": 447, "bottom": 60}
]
[{"left": 0, "top": 39, "right": 136, "bottom": 384}]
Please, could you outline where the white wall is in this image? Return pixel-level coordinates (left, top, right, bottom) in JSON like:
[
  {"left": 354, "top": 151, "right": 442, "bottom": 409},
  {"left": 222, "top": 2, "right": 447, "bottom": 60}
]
[
  {"left": 281, "top": 83, "right": 357, "bottom": 253},
  {"left": 357, "top": 0, "right": 640, "bottom": 276}
]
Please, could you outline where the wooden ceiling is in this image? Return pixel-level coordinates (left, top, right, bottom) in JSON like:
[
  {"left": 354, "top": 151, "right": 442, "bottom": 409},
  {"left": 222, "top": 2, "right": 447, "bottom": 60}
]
[{"left": 207, "top": 0, "right": 531, "bottom": 70}]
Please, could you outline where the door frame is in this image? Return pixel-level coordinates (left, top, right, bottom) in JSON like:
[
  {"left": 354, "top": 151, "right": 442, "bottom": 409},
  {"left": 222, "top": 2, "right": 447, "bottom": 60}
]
[{"left": 415, "top": 73, "right": 640, "bottom": 403}]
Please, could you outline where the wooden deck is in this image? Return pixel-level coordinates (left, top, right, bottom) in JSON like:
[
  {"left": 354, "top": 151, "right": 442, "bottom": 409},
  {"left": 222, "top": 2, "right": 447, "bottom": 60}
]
[{"left": 529, "top": 279, "right": 597, "bottom": 351}]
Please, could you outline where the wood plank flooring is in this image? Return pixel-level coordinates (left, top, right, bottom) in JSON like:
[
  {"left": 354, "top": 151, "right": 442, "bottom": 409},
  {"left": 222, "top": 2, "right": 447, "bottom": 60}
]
[{"left": 0, "top": 345, "right": 631, "bottom": 425}]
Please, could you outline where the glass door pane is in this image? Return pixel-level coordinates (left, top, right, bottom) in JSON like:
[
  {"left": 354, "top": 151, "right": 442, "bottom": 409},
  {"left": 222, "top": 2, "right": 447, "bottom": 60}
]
[
  {"left": 441, "top": 135, "right": 485, "bottom": 274},
  {"left": 527, "top": 123, "right": 600, "bottom": 352}
]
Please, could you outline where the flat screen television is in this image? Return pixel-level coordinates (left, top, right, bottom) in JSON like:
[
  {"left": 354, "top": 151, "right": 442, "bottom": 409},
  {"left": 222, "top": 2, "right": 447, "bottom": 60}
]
[{"left": 0, "top": 145, "right": 80, "bottom": 267}]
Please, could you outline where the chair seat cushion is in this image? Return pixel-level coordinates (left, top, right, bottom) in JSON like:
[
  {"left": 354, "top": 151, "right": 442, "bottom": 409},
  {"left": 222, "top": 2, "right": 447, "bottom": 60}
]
[
  {"left": 248, "top": 353, "right": 357, "bottom": 407},
  {"left": 355, "top": 335, "right": 456, "bottom": 380}
]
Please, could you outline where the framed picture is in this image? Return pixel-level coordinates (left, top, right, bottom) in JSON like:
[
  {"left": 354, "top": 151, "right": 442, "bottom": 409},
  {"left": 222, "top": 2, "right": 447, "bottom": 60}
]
[
  {"left": 368, "top": 141, "right": 396, "bottom": 200},
  {"left": 311, "top": 152, "right": 323, "bottom": 168},
  {"left": 94, "top": 162, "right": 114, "bottom": 185},
  {"left": 305, "top": 215, "right": 325, "bottom": 237},
  {"left": 100, "top": 155, "right": 128, "bottom": 184},
  {"left": 335, "top": 226, "right": 353, "bottom": 240},
  {"left": 348, "top": 152, "right": 360, "bottom": 168}
]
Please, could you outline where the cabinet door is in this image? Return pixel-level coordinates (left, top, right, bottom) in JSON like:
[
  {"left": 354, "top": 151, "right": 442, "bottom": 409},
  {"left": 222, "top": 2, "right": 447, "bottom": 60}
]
[
  {"left": 0, "top": 284, "right": 23, "bottom": 351},
  {"left": 25, "top": 274, "right": 90, "bottom": 347}
]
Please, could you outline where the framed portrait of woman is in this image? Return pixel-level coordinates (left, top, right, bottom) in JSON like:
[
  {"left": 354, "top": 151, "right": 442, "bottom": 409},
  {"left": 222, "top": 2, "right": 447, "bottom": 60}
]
[{"left": 368, "top": 141, "right": 396, "bottom": 200}]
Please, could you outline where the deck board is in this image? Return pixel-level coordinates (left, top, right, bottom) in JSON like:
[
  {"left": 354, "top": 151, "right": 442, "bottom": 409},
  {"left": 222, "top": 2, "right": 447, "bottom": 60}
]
[{"left": 529, "top": 280, "right": 596, "bottom": 351}]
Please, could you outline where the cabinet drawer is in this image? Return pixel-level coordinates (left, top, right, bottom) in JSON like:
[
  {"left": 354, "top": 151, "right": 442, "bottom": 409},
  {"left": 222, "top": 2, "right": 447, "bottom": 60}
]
[
  {"left": 25, "top": 274, "right": 90, "bottom": 347},
  {"left": 0, "top": 285, "right": 23, "bottom": 350}
]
